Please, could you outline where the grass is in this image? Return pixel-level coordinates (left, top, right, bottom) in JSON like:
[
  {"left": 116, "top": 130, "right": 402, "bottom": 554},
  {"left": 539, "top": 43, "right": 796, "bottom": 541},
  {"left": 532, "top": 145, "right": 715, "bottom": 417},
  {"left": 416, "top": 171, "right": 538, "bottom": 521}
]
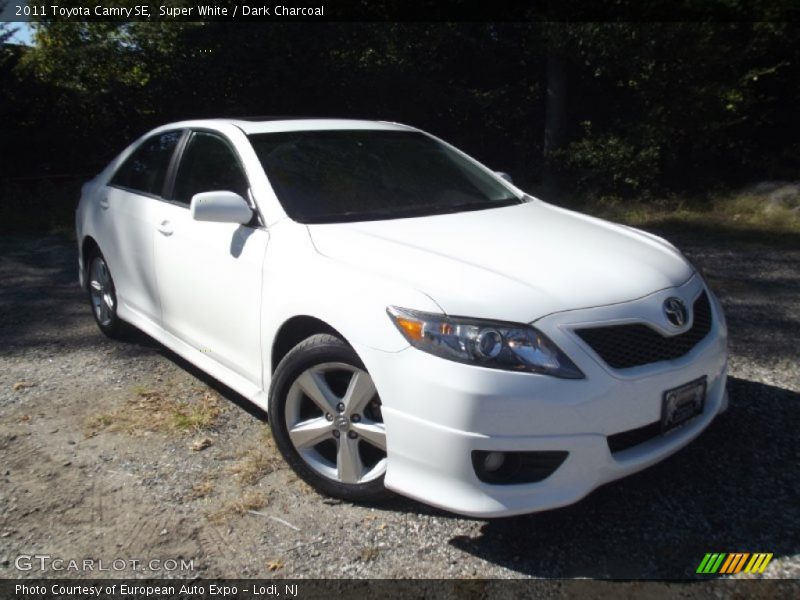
[
  {"left": 575, "top": 191, "right": 800, "bottom": 239},
  {"left": 87, "top": 384, "right": 285, "bottom": 524},
  {"left": 230, "top": 426, "right": 283, "bottom": 485},
  {"left": 359, "top": 547, "right": 380, "bottom": 562},
  {"left": 265, "top": 558, "right": 285, "bottom": 572},
  {"left": 190, "top": 479, "right": 215, "bottom": 499},
  {"left": 285, "top": 472, "right": 316, "bottom": 495},
  {"left": 208, "top": 490, "right": 270, "bottom": 523},
  {"left": 204, "top": 428, "right": 283, "bottom": 522},
  {"left": 86, "top": 386, "right": 224, "bottom": 437}
]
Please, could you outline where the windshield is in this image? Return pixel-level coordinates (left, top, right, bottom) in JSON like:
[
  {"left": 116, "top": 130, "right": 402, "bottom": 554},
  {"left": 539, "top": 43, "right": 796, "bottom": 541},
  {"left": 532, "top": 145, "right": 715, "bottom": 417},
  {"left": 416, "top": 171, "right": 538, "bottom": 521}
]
[{"left": 248, "top": 130, "right": 522, "bottom": 223}]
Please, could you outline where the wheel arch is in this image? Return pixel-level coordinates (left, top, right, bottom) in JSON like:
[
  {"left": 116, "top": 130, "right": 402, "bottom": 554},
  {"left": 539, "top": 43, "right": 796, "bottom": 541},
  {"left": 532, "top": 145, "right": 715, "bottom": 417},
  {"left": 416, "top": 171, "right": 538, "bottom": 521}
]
[
  {"left": 80, "top": 236, "right": 101, "bottom": 290},
  {"left": 81, "top": 235, "right": 101, "bottom": 261},
  {"left": 270, "top": 315, "right": 346, "bottom": 374}
]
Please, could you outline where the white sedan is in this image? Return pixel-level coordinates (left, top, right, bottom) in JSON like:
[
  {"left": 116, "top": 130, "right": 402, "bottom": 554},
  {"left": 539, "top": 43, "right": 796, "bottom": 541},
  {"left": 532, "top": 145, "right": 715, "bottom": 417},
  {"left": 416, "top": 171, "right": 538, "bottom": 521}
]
[{"left": 75, "top": 118, "right": 728, "bottom": 517}]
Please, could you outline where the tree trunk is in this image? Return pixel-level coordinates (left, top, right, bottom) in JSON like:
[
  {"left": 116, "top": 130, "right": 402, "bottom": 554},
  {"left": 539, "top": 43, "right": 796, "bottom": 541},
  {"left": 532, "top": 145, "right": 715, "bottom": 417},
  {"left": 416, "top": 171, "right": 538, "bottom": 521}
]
[{"left": 543, "top": 51, "right": 568, "bottom": 191}]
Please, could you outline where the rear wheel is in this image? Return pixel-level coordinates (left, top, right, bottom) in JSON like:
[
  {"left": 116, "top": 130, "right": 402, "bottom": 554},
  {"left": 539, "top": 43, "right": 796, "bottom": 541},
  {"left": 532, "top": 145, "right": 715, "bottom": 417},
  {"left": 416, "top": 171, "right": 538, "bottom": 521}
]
[
  {"left": 269, "top": 334, "right": 391, "bottom": 502},
  {"left": 86, "top": 250, "right": 123, "bottom": 338}
]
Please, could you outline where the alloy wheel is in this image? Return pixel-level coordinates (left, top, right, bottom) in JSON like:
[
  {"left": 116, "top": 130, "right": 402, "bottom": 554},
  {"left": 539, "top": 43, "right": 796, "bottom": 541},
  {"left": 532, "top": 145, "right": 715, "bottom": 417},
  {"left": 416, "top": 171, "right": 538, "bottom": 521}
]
[
  {"left": 89, "top": 256, "right": 115, "bottom": 327},
  {"left": 284, "top": 362, "right": 387, "bottom": 484}
]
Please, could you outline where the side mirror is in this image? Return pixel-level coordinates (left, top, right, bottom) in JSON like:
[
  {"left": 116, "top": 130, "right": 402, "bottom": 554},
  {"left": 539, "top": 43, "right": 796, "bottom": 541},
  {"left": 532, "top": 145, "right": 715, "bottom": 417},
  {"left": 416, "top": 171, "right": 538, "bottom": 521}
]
[
  {"left": 190, "top": 191, "right": 253, "bottom": 224},
  {"left": 495, "top": 171, "right": 513, "bottom": 184}
]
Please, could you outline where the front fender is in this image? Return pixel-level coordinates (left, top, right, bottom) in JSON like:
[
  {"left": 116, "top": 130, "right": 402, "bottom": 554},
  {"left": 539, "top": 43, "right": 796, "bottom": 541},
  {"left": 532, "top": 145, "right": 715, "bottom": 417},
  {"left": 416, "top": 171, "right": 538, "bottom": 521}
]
[{"left": 260, "top": 221, "right": 442, "bottom": 386}]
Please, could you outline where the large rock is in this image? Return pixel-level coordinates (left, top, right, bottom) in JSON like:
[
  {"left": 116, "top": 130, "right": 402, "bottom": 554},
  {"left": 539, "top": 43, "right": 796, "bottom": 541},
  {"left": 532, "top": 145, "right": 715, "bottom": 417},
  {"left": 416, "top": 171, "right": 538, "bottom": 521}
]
[
  {"left": 747, "top": 181, "right": 800, "bottom": 213},
  {"left": 768, "top": 183, "right": 800, "bottom": 207}
]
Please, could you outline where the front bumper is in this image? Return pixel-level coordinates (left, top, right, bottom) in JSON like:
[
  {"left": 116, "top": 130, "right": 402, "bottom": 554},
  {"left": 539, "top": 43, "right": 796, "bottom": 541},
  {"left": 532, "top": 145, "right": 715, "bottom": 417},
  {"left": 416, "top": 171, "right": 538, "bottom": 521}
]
[{"left": 357, "top": 276, "right": 728, "bottom": 517}]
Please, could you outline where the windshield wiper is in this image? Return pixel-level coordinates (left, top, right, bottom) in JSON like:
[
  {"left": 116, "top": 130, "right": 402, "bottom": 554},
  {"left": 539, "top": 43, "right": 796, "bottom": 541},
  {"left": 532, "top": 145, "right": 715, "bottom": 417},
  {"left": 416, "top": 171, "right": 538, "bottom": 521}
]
[
  {"left": 306, "top": 209, "right": 403, "bottom": 224},
  {"left": 305, "top": 196, "right": 522, "bottom": 224},
  {"left": 434, "top": 197, "right": 520, "bottom": 214}
]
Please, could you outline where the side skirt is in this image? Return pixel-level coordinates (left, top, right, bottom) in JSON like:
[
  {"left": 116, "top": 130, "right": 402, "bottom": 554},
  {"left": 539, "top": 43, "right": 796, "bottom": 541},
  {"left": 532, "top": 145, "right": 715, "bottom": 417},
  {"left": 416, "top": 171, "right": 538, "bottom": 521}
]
[{"left": 116, "top": 303, "right": 270, "bottom": 414}]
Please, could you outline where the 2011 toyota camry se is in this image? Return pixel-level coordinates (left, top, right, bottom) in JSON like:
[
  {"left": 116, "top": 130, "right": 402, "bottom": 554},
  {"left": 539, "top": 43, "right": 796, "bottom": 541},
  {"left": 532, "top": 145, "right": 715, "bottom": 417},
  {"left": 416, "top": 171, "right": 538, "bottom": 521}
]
[{"left": 75, "top": 118, "right": 728, "bottom": 517}]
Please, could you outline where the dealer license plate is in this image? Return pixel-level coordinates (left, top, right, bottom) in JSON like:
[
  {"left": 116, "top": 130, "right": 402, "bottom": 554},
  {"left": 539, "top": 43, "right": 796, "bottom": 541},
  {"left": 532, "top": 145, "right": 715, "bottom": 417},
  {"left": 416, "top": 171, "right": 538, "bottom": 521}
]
[{"left": 661, "top": 376, "right": 706, "bottom": 433}]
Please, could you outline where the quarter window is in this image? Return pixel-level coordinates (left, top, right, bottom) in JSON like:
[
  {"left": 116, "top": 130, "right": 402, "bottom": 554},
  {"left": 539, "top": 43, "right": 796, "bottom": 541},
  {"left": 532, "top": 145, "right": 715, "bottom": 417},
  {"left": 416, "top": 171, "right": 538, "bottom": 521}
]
[
  {"left": 110, "top": 130, "right": 182, "bottom": 196},
  {"left": 172, "top": 132, "right": 249, "bottom": 205}
]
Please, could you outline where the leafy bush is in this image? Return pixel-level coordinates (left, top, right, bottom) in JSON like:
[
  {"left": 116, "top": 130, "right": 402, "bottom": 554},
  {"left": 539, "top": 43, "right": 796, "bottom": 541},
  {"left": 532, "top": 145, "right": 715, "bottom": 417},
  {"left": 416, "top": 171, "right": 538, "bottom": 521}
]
[{"left": 548, "top": 122, "right": 662, "bottom": 196}]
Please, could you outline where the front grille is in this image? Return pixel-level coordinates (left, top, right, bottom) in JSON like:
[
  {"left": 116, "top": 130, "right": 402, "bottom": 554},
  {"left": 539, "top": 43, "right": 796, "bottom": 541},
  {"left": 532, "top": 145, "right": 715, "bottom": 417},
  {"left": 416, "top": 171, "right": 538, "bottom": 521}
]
[{"left": 575, "top": 291, "right": 713, "bottom": 369}]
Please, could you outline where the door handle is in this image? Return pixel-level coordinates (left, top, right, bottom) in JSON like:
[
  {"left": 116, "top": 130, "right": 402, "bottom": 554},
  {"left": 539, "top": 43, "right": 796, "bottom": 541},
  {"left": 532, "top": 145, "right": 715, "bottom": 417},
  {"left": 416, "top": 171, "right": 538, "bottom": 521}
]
[
  {"left": 99, "top": 197, "right": 110, "bottom": 210},
  {"left": 157, "top": 220, "right": 174, "bottom": 236}
]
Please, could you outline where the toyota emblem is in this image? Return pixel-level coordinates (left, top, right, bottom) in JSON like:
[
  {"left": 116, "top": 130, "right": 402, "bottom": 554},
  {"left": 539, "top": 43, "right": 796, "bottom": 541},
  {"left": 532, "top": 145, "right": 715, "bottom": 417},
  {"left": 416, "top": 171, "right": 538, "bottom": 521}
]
[{"left": 663, "top": 297, "right": 688, "bottom": 327}]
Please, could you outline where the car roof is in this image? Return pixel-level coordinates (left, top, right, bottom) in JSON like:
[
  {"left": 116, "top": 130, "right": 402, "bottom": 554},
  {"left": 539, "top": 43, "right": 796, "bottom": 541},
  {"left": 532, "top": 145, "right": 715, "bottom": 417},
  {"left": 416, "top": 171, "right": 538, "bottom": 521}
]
[{"left": 159, "top": 117, "right": 418, "bottom": 136}]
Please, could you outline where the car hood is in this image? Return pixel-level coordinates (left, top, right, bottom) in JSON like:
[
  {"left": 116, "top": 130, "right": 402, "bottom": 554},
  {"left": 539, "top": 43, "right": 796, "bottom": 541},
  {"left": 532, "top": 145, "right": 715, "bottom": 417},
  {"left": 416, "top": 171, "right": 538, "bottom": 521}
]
[{"left": 307, "top": 200, "right": 694, "bottom": 323}]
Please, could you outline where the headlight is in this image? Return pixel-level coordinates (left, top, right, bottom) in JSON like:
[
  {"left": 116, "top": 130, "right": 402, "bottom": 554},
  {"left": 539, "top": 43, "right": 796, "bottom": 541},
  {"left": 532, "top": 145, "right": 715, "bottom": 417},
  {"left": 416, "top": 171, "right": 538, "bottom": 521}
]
[{"left": 387, "top": 307, "right": 584, "bottom": 379}]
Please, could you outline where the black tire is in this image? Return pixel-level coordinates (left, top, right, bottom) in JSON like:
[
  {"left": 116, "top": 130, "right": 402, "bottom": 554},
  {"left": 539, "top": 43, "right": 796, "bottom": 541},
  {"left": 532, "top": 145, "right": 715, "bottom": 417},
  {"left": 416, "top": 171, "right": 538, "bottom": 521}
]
[
  {"left": 269, "top": 334, "right": 392, "bottom": 503},
  {"left": 85, "top": 249, "right": 124, "bottom": 339}
]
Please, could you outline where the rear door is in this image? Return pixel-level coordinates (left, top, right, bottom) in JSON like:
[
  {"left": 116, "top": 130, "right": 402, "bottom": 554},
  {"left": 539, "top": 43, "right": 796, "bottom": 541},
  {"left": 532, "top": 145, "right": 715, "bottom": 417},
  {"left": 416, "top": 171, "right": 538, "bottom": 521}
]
[
  {"left": 153, "top": 130, "right": 268, "bottom": 386},
  {"left": 100, "top": 130, "right": 184, "bottom": 323}
]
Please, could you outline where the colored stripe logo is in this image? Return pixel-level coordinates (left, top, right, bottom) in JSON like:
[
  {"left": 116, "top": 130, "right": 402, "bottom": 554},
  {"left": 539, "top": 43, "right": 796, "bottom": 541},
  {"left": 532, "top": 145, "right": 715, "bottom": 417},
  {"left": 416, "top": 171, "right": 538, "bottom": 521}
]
[{"left": 696, "top": 552, "right": 773, "bottom": 574}]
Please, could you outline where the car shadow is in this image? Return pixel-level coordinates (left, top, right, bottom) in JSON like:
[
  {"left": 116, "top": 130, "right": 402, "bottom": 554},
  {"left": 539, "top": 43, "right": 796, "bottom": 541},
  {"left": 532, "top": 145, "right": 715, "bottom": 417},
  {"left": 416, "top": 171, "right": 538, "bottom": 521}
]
[
  {"left": 139, "top": 330, "right": 270, "bottom": 423},
  {"left": 101, "top": 324, "right": 268, "bottom": 423},
  {"left": 447, "top": 376, "right": 800, "bottom": 579}
]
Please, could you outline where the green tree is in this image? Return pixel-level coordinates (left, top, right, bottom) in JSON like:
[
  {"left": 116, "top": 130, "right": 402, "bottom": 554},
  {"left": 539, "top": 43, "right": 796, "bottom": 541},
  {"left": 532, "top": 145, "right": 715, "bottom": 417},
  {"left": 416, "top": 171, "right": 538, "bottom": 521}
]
[
  {"left": 544, "top": 21, "right": 800, "bottom": 195},
  {"left": 15, "top": 19, "right": 197, "bottom": 173},
  {"left": 6, "top": 15, "right": 800, "bottom": 196}
]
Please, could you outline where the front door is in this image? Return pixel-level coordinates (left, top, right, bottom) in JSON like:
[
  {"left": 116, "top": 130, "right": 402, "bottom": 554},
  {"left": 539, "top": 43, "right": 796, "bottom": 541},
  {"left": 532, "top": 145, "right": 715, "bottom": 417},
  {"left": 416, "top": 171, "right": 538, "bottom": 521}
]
[{"left": 153, "top": 131, "right": 268, "bottom": 386}]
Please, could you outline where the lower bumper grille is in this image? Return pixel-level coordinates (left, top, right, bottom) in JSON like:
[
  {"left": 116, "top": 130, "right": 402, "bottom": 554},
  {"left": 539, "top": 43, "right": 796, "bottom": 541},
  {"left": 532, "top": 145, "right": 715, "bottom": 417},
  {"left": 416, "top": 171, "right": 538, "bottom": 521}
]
[{"left": 607, "top": 421, "right": 662, "bottom": 453}]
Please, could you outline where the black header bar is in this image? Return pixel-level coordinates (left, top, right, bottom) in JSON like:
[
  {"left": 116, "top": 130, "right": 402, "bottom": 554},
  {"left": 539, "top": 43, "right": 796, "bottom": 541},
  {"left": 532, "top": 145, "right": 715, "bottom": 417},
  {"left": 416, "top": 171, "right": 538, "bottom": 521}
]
[{"left": 3, "top": 0, "right": 800, "bottom": 23}]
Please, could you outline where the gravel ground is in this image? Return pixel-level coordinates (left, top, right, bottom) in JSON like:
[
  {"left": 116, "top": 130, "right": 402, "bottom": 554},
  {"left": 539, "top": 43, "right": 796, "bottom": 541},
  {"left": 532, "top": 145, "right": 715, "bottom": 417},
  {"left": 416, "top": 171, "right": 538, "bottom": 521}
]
[{"left": 0, "top": 227, "right": 798, "bottom": 582}]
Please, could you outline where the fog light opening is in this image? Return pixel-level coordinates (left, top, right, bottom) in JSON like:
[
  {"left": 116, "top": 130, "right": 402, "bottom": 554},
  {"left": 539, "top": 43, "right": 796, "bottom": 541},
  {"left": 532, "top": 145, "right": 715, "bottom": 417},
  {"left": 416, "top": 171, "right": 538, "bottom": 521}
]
[
  {"left": 472, "top": 450, "right": 569, "bottom": 484},
  {"left": 483, "top": 451, "right": 505, "bottom": 473}
]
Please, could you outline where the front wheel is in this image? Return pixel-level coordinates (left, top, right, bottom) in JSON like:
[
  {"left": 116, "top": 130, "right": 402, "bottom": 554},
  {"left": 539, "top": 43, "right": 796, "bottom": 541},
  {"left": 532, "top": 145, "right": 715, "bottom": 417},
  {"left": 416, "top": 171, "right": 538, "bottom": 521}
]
[
  {"left": 269, "top": 334, "right": 391, "bottom": 503},
  {"left": 86, "top": 250, "right": 124, "bottom": 338}
]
